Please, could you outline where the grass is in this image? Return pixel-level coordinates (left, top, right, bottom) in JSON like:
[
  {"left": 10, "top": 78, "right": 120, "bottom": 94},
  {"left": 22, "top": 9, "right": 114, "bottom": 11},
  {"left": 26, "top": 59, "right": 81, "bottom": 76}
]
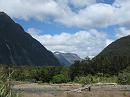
[
  {"left": 1, "top": 66, "right": 129, "bottom": 97},
  {"left": 19, "top": 91, "right": 130, "bottom": 97},
  {"left": 66, "top": 91, "right": 130, "bottom": 97},
  {"left": 13, "top": 82, "right": 130, "bottom": 97},
  {"left": 0, "top": 66, "right": 19, "bottom": 97}
]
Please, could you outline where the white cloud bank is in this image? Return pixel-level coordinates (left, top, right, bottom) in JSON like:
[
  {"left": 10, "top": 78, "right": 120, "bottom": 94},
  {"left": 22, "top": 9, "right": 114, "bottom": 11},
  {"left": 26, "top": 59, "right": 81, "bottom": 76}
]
[
  {"left": 27, "top": 26, "right": 130, "bottom": 58},
  {"left": 0, "top": 0, "right": 130, "bottom": 29},
  {"left": 28, "top": 28, "right": 111, "bottom": 58},
  {"left": 116, "top": 27, "right": 130, "bottom": 38},
  {"left": 0, "top": 0, "right": 129, "bottom": 58}
]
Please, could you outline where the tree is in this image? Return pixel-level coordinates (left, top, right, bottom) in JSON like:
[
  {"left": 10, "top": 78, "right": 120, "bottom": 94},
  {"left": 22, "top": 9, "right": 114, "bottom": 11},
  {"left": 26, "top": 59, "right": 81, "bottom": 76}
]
[{"left": 52, "top": 74, "right": 69, "bottom": 83}]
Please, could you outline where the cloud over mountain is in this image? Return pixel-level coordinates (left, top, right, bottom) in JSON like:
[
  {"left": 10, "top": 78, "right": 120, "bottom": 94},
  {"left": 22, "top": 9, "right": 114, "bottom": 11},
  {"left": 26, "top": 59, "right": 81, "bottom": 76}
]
[
  {"left": 0, "top": 0, "right": 130, "bottom": 29},
  {"left": 1, "top": 0, "right": 130, "bottom": 58},
  {"left": 116, "top": 27, "right": 130, "bottom": 38},
  {"left": 28, "top": 28, "right": 111, "bottom": 58}
]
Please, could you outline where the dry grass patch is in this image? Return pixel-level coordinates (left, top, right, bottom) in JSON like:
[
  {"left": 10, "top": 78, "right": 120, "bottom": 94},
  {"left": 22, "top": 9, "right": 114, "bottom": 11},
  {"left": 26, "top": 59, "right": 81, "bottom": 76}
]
[
  {"left": 20, "top": 91, "right": 130, "bottom": 97},
  {"left": 67, "top": 91, "right": 130, "bottom": 97}
]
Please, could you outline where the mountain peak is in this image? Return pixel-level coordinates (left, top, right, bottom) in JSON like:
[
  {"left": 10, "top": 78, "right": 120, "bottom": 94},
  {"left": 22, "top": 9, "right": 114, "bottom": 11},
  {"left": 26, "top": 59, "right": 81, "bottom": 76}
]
[
  {"left": 0, "top": 12, "right": 14, "bottom": 24},
  {"left": 0, "top": 12, "right": 7, "bottom": 15},
  {"left": 93, "top": 35, "right": 130, "bottom": 74},
  {"left": 0, "top": 12, "right": 60, "bottom": 66},
  {"left": 54, "top": 52, "right": 81, "bottom": 66}
]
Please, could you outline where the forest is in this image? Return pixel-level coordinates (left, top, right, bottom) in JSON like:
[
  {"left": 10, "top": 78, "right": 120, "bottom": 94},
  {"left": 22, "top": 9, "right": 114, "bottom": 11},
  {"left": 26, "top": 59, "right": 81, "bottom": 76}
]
[
  {"left": 0, "top": 56, "right": 129, "bottom": 85},
  {"left": 1, "top": 56, "right": 130, "bottom": 97}
]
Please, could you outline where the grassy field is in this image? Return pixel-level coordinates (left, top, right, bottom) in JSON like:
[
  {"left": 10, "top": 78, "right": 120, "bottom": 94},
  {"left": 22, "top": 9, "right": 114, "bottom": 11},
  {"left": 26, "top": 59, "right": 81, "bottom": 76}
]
[
  {"left": 12, "top": 83, "right": 81, "bottom": 97},
  {"left": 18, "top": 91, "right": 130, "bottom": 97},
  {"left": 67, "top": 91, "right": 130, "bottom": 97},
  {"left": 12, "top": 83, "right": 130, "bottom": 97}
]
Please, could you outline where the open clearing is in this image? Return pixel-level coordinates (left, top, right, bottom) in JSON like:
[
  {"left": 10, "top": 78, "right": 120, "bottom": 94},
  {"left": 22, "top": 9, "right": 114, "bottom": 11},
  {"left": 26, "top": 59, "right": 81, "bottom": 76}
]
[{"left": 12, "top": 83, "right": 130, "bottom": 97}]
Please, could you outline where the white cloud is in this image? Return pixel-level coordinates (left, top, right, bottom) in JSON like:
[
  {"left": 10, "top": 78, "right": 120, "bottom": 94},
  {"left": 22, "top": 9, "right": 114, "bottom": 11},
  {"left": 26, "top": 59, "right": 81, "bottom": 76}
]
[
  {"left": 113, "top": 0, "right": 130, "bottom": 26},
  {"left": 1, "top": 0, "right": 130, "bottom": 58},
  {"left": 70, "top": 0, "right": 96, "bottom": 8},
  {"left": 0, "top": 0, "right": 130, "bottom": 29},
  {"left": 0, "top": 0, "right": 63, "bottom": 21},
  {"left": 68, "top": 3, "right": 116, "bottom": 28},
  {"left": 106, "top": 39, "right": 113, "bottom": 46},
  {"left": 27, "top": 28, "right": 110, "bottom": 58},
  {"left": 27, "top": 28, "right": 42, "bottom": 34},
  {"left": 115, "top": 27, "right": 130, "bottom": 38}
]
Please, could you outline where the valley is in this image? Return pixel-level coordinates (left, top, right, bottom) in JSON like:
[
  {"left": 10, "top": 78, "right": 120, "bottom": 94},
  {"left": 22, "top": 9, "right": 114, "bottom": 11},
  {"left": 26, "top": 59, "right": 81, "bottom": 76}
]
[
  {"left": 12, "top": 82, "right": 130, "bottom": 97},
  {"left": 1, "top": 0, "right": 130, "bottom": 96}
]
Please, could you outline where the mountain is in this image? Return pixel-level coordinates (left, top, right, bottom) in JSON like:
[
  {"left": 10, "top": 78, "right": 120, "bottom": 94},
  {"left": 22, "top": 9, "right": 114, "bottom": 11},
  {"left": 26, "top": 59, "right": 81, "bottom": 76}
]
[
  {"left": 54, "top": 52, "right": 81, "bottom": 66},
  {"left": 97, "top": 35, "right": 130, "bottom": 56},
  {"left": 93, "top": 35, "right": 130, "bottom": 74},
  {"left": 0, "top": 12, "right": 60, "bottom": 66}
]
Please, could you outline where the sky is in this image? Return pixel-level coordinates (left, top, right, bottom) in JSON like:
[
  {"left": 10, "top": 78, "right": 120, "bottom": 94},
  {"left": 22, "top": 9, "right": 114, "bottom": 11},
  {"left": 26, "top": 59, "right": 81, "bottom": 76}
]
[{"left": 0, "top": 0, "right": 130, "bottom": 58}]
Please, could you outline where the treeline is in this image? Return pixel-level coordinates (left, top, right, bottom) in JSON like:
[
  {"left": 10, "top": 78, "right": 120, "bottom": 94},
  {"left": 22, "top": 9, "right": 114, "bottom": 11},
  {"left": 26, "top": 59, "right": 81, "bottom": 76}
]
[
  {"left": 70, "top": 56, "right": 130, "bottom": 78},
  {"left": 70, "top": 56, "right": 130, "bottom": 84},
  {"left": 93, "top": 56, "right": 130, "bottom": 74},
  {"left": 11, "top": 66, "right": 70, "bottom": 84},
  {"left": 1, "top": 55, "right": 130, "bottom": 85}
]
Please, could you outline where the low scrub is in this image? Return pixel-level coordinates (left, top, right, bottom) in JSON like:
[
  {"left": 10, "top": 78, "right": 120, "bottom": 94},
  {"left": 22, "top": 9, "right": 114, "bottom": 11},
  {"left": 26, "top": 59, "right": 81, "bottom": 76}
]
[
  {"left": 118, "top": 72, "right": 130, "bottom": 85},
  {"left": 0, "top": 66, "right": 19, "bottom": 97},
  {"left": 52, "top": 74, "right": 70, "bottom": 84},
  {"left": 74, "top": 75, "right": 118, "bottom": 85}
]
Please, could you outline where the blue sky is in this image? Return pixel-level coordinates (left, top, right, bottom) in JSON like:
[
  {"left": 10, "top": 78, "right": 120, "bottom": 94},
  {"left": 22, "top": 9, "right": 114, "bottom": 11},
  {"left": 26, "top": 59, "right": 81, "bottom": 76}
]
[
  {"left": 0, "top": 0, "right": 130, "bottom": 58},
  {"left": 14, "top": 18, "right": 81, "bottom": 35}
]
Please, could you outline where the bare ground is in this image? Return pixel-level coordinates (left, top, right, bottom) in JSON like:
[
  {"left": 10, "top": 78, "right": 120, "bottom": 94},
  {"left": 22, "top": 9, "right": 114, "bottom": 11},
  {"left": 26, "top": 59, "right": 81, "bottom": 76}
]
[
  {"left": 12, "top": 83, "right": 130, "bottom": 97},
  {"left": 19, "top": 91, "right": 130, "bottom": 97},
  {"left": 67, "top": 91, "right": 130, "bottom": 97}
]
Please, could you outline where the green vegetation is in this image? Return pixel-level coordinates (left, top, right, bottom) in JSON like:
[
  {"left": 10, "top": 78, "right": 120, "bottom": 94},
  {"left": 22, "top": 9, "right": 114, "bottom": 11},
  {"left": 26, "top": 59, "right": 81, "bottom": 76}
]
[
  {"left": 70, "top": 57, "right": 130, "bottom": 85},
  {"left": 74, "top": 75, "right": 117, "bottom": 85},
  {"left": 0, "top": 56, "right": 125, "bottom": 86},
  {"left": 1, "top": 56, "right": 130, "bottom": 88},
  {"left": 11, "top": 66, "right": 70, "bottom": 83},
  {"left": 0, "top": 66, "right": 19, "bottom": 97},
  {"left": 118, "top": 72, "right": 130, "bottom": 85},
  {"left": 117, "top": 66, "right": 130, "bottom": 85},
  {"left": 8, "top": 63, "right": 129, "bottom": 85},
  {"left": 92, "top": 35, "right": 130, "bottom": 76},
  {"left": 52, "top": 74, "right": 70, "bottom": 83}
]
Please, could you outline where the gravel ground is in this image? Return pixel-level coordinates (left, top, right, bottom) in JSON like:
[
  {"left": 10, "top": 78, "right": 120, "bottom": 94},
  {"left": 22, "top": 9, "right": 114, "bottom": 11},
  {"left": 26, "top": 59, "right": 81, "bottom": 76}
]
[{"left": 12, "top": 83, "right": 130, "bottom": 97}]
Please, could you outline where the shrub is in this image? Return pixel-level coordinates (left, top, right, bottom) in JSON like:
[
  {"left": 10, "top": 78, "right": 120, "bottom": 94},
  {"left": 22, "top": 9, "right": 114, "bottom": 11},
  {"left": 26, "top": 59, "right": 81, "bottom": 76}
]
[
  {"left": 74, "top": 75, "right": 117, "bottom": 85},
  {"left": 118, "top": 72, "right": 130, "bottom": 85},
  {"left": 0, "top": 66, "right": 19, "bottom": 97},
  {"left": 52, "top": 74, "right": 69, "bottom": 83},
  {"left": 74, "top": 76, "right": 92, "bottom": 85}
]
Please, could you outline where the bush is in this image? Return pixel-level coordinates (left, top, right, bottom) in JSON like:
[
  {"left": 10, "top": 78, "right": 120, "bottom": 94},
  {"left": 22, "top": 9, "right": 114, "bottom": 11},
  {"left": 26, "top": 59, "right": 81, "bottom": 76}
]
[
  {"left": 52, "top": 74, "right": 69, "bottom": 84},
  {"left": 118, "top": 72, "right": 130, "bottom": 85},
  {"left": 74, "top": 75, "right": 117, "bottom": 85},
  {"left": 11, "top": 66, "right": 70, "bottom": 83},
  {"left": 74, "top": 76, "right": 92, "bottom": 85},
  {"left": 0, "top": 66, "right": 19, "bottom": 97}
]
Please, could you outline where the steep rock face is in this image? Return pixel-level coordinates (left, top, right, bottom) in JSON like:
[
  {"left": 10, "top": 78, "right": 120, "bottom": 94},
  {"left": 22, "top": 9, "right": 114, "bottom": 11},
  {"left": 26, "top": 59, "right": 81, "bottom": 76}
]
[
  {"left": 0, "top": 12, "right": 60, "bottom": 66},
  {"left": 54, "top": 52, "right": 81, "bottom": 66}
]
